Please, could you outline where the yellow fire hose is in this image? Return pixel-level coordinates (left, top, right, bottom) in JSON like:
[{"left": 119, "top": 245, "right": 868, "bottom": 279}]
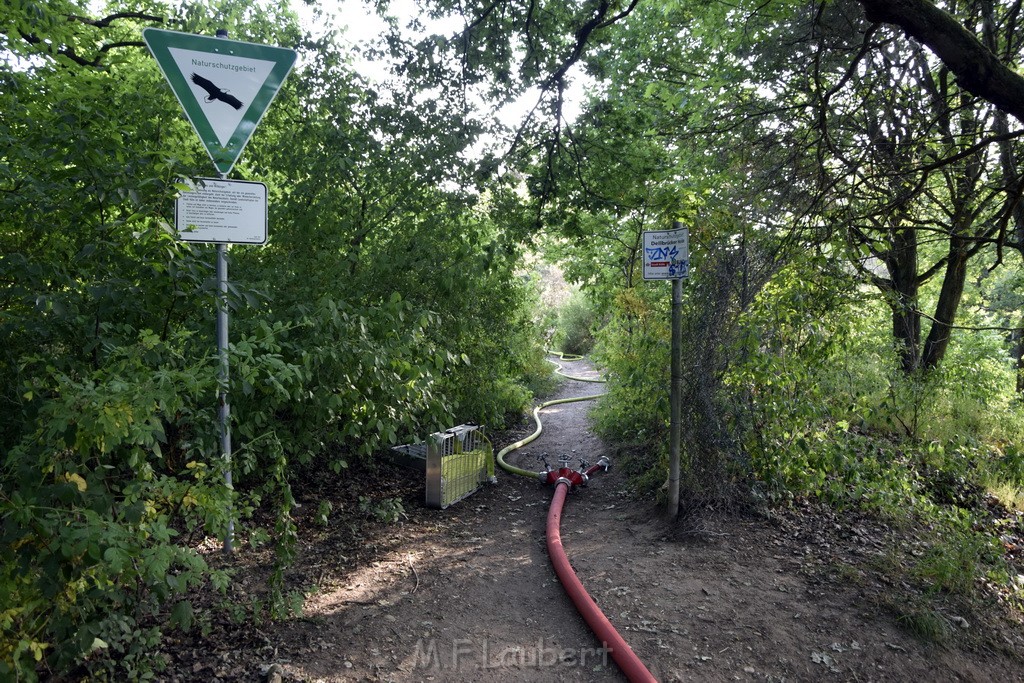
[{"left": 496, "top": 352, "right": 606, "bottom": 478}]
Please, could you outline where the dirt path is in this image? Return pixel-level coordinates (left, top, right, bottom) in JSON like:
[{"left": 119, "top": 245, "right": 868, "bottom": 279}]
[{"left": 169, "top": 357, "right": 1024, "bottom": 682}]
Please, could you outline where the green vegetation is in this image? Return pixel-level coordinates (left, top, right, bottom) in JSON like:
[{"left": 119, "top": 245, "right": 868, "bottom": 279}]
[
  {"left": 550, "top": 291, "right": 597, "bottom": 356},
  {"left": 513, "top": 0, "right": 1024, "bottom": 643},
  {"left": 4, "top": 0, "right": 1024, "bottom": 677},
  {"left": 0, "top": 1, "right": 550, "bottom": 678}
]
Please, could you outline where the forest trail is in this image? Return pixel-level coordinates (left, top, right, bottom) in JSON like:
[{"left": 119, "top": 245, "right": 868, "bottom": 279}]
[{"left": 167, "top": 357, "right": 1024, "bottom": 682}]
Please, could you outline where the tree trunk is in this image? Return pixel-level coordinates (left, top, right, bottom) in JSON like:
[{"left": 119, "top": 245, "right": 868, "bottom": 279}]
[
  {"left": 891, "top": 302, "right": 920, "bottom": 374},
  {"left": 994, "top": 109, "right": 1024, "bottom": 393},
  {"left": 1011, "top": 328, "right": 1024, "bottom": 394},
  {"left": 921, "top": 239, "right": 969, "bottom": 370},
  {"left": 888, "top": 224, "right": 921, "bottom": 374}
]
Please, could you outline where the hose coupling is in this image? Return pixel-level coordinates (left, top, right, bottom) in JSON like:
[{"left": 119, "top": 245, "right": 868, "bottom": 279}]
[{"left": 538, "top": 453, "right": 553, "bottom": 472}]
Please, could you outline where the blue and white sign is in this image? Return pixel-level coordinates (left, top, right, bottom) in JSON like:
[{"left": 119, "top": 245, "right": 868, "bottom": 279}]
[{"left": 642, "top": 226, "right": 689, "bottom": 280}]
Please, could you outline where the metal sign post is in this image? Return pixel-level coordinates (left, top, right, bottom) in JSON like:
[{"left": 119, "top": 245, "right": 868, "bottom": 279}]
[
  {"left": 642, "top": 222, "right": 690, "bottom": 518},
  {"left": 669, "top": 275, "right": 683, "bottom": 519},
  {"left": 145, "top": 28, "right": 295, "bottom": 553},
  {"left": 216, "top": 240, "right": 233, "bottom": 552},
  {"left": 213, "top": 28, "right": 233, "bottom": 556}
]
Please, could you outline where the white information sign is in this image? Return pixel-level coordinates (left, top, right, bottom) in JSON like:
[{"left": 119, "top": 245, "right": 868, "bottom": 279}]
[
  {"left": 642, "top": 226, "right": 690, "bottom": 280},
  {"left": 174, "top": 178, "right": 268, "bottom": 244}
]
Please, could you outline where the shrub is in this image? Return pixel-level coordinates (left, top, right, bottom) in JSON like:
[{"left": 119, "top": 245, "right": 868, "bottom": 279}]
[
  {"left": 1, "top": 330, "right": 228, "bottom": 680},
  {"left": 552, "top": 291, "right": 597, "bottom": 356}
]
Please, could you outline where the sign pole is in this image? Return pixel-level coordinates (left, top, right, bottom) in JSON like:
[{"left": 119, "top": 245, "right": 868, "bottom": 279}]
[
  {"left": 216, "top": 239, "right": 233, "bottom": 553},
  {"left": 214, "top": 28, "right": 232, "bottom": 555},
  {"left": 640, "top": 220, "right": 689, "bottom": 519},
  {"left": 667, "top": 272, "right": 684, "bottom": 518},
  {"left": 668, "top": 261, "right": 683, "bottom": 519},
  {"left": 143, "top": 25, "right": 296, "bottom": 555}
]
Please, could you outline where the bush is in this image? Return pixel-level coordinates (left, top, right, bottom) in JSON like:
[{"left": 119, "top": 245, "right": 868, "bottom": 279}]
[
  {"left": 589, "top": 288, "right": 670, "bottom": 495},
  {"left": 552, "top": 291, "right": 597, "bottom": 356},
  {"left": 1, "top": 329, "right": 229, "bottom": 679}
]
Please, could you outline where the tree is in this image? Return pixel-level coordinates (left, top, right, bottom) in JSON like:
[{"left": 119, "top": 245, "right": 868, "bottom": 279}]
[
  {"left": 807, "top": 5, "right": 1024, "bottom": 372},
  {"left": 584, "top": 0, "right": 1024, "bottom": 375},
  {"left": 857, "top": 0, "right": 1024, "bottom": 124}
]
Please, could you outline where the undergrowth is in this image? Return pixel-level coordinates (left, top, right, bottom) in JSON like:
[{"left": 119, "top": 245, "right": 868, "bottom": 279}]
[{"left": 589, "top": 255, "right": 1024, "bottom": 637}]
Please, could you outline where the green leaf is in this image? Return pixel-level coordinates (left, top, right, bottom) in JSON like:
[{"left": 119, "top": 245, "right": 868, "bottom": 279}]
[{"left": 169, "top": 600, "right": 194, "bottom": 632}]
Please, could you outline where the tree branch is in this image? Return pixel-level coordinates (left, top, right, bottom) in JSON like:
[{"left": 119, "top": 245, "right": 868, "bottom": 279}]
[
  {"left": 858, "top": 0, "right": 1024, "bottom": 123},
  {"left": 14, "top": 10, "right": 162, "bottom": 67},
  {"left": 597, "top": 0, "right": 641, "bottom": 29},
  {"left": 66, "top": 12, "right": 163, "bottom": 28}
]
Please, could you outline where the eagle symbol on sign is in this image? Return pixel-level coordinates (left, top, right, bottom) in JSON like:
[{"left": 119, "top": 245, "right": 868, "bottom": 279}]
[{"left": 190, "top": 73, "right": 244, "bottom": 110}]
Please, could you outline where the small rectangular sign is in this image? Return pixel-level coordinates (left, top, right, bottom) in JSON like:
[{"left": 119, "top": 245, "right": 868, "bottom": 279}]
[
  {"left": 174, "top": 177, "right": 268, "bottom": 244},
  {"left": 643, "top": 226, "right": 689, "bottom": 280}
]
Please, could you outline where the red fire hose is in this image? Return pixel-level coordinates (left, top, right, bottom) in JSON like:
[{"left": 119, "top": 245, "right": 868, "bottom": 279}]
[
  {"left": 546, "top": 479, "right": 659, "bottom": 683},
  {"left": 498, "top": 354, "right": 659, "bottom": 681}
]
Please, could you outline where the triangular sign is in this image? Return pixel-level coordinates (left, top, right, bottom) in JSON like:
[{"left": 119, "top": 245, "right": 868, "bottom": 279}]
[{"left": 143, "top": 28, "right": 296, "bottom": 175}]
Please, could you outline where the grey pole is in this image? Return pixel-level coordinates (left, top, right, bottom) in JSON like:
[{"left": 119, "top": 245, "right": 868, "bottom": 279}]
[
  {"left": 215, "top": 28, "right": 234, "bottom": 554},
  {"left": 217, "top": 242, "right": 233, "bottom": 553},
  {"left": 667, "top": 222, "right": 683, "bottom": 518}
]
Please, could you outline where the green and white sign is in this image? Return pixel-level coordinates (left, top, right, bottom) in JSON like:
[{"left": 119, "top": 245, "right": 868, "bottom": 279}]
[{"left": 143, "top": 28, "right": 296, "bottom": 175}]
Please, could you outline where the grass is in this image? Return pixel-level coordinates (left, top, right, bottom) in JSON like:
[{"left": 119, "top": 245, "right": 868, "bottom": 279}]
[
  {"left": 986, "top": 478, "right": 1024, "bottom": 514},
  {"left": 911, "top": 530, "right": 993, "bottom": 597},
  {"left": 894, "top": 603, "right": 952, "bottom": 643}
]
